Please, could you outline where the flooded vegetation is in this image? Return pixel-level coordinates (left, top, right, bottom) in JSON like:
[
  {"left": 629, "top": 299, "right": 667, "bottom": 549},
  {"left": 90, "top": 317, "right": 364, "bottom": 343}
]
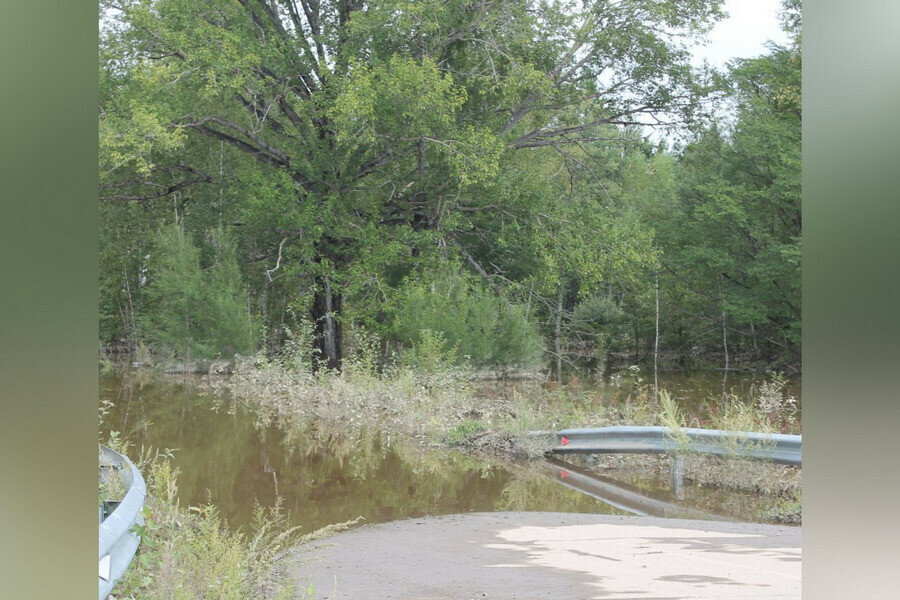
[
  {"left": 101, "top": 364, "right": 800, "bottom": 533},
  {"left": 101, "top": 369, "right": 632, "bottom": 532}
]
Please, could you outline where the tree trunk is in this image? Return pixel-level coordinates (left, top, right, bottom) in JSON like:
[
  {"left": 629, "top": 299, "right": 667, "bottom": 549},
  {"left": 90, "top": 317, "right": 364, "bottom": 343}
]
[
  {"left": 721, "top": 275, "right": 729, "bottom": 399},
  {"left": 311, "top": 278, "right": 343, "bottom": 372},
  {"left": 554, "top": 288, "right": 564, "bottom": 381},
  {"left": 654, "top": 270, "right": 660, "bottom": 403},
  {"left": 634, "top": 323, "right": 640, "bottom": 364}
]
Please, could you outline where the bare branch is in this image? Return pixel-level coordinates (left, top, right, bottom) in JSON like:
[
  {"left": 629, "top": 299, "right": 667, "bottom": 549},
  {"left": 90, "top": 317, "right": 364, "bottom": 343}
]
[
  {"left": 266, "top": 236, "right": 290, "bottom": 282},
  {"left": 182, "top": 116, "right": 292, "bottom": 164},
  {"left": 235, "top": 93, "right": 290, "bottom": 135},
  {"left": 190, "top": 123, "right": 291, "bottom": 170},
  {"left": 454, "top": 243, "right": 510, "bottom": 301},
  {"left": 298, "top": 0, "right": 328, "bottom": 66},
  {"left": 100, "top": 165, "right": 214, "bottom": 201}
]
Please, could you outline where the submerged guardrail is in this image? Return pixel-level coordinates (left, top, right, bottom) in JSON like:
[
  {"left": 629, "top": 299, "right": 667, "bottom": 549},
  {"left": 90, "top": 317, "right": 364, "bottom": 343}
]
[
  {"left": 99, "top": 446, "right": 146, "bottom": 600},
  {"left": 551, "top": 426, "right": 802, "bottom": 466}
]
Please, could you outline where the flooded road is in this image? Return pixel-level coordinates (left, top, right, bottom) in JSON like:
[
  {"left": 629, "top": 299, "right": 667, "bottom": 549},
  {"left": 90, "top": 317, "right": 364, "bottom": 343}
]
[
  {"left": 100, "top": 368, "right": 797, "bottom": 532},
  {"left": 100, "top": 370, "right": 630, "bottom": 532}
]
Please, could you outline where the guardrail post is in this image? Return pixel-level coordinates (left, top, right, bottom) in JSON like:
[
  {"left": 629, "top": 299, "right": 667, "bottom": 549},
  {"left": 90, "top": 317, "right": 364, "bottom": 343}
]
[{"left": 669, "top": 455, "right": 685, "bottom": 500}]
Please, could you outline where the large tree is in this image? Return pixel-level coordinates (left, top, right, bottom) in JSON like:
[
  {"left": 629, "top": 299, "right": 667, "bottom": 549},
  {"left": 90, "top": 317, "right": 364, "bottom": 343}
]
[{"left": 101, "top": 0, "right": 724, "bottom": 369}]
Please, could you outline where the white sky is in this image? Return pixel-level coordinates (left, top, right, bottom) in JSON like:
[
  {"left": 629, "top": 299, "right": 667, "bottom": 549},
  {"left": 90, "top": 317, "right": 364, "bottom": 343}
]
[{"left": 691, "top": 0, "right": 791, "bottom": 68}]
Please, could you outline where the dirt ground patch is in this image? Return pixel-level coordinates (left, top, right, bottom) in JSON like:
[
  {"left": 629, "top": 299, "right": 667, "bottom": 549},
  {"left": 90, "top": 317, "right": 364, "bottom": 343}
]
[{"left": 288, "top": 512, "right": 800, "bottom": 600}]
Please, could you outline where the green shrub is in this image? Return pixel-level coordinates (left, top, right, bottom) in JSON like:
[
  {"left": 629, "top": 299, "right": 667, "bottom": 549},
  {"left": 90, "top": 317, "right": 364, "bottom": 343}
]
[
  {"left": 389, "top": 269, "right": 543, "bottom": 368},
  {"left": 570, "top": 293, "right": 625, "bottom": 363},
  {"left": 492, "top": 303, "right": 545, "bottom": 368},
  {"left": 203, "top": 228, "right": 258, "bottom": 357},
  {"left": 142, "top": 224, "right": 207, "bottom": 359},
  {"left": 399, "top": 329, "right": 460, "bottom": 373},
  {"left": 143, "top": 225, "right": 257, "bottom": 360},
  {"left": 571, "top": 294, "right": 623, "bottom": 333},
  {"left": 443, "top": 419, "right": 488, "bottom": 445}
]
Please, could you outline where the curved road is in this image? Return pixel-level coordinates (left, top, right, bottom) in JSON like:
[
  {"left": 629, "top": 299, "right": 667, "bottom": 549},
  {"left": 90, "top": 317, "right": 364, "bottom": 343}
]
[{"left": 288, "top": 512, "right": 801, "bottom": 599}]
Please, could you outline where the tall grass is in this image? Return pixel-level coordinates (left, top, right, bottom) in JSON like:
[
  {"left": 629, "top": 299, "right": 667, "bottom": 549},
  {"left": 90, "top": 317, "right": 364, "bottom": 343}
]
[
  {"left": 658, "top": 390, "right": 693, "bottom": 454},
  {"left": 101, "top": 436, "right": 358, "bottom": 600},
  {"left": 104, "top": 452, "right": 298, "bottom": 600}
]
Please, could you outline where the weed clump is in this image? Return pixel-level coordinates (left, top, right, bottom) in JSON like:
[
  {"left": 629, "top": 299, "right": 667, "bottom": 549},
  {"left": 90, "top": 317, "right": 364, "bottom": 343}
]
[
  {"left": 753, "top": 373, "right": 800, "bottom": 432},
  {"left": 767, "top": 492, "right": 802, "bottom": 525},
  {"left": 658, "top": 390, "right": 693, "bottom": 454}
]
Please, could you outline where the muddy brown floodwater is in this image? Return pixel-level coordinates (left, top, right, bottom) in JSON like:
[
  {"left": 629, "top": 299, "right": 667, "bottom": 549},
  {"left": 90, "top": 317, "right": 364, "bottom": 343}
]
[{"left": 100, "top": 368, "right": 798, "bottom": 533}]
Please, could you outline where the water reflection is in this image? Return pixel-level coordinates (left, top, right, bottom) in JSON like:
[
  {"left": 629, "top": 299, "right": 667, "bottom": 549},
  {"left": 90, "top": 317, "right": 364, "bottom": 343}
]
[
  {"left": 100, "top": 369, "right": 795, "bottom": 532},
  {"left": 100, "top": 370, "right": 626, "bottom": 532}
]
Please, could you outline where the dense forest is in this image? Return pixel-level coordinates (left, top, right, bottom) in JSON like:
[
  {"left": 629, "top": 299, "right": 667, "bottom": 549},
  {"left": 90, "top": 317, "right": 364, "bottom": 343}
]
[{"left": 99, "top": 0, "right": 801, "bottom": 375}]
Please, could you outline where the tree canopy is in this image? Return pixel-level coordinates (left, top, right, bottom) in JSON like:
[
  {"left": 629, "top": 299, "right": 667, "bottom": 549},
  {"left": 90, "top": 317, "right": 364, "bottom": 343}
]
[{"left": 100, "top": 0, "right": 800, "bottom": 373}]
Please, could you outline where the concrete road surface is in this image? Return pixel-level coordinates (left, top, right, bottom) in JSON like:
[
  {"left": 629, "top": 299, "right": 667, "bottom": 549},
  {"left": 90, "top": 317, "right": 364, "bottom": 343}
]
[{"left": 288, "top": 512, "right": 801, "bottom": 599}]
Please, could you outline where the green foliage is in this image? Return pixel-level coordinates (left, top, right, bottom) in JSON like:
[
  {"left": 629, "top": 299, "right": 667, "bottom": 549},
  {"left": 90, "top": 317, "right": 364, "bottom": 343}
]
[
  {"left": 143, "top": 224, "right": 257, "bottom": 360},
  {"left": 142, "top": 224, "right": 206, "bottom": 358},
  {"left": 99, "top": 0, "right": 798, "bottom": 373},
  {"left": 341, "top": 330, "right": 384, "bottom": 379},
  {"left": 99, "top": 200, "right": 153, "bottom": 345},
  {"left": 399, "top": 329, "right": 461, "bottom": 373},
  {"left": 443, "top": 419, "right": 488, "bottom": 446},
  {"left": 203, "top": 228, "right": 259, "bottom": 357},
  {"left": 492, "top": 303, "right": 545, "bottom": 368},
  {"left": 389, "top": 270, "right": 543, "bottom": 368},
  {"left": 633, "top": 30, "right": 802, "bottom": 366},
  {"left": 100, "top": 0, "right": 729, "bottom": 369},
  {"left": 576, "top": 295, "right": 624, "bottom": 330},
  {"left": 570, "top": 293, "right": 627, "bottom": 362},
  {"left": 277, "top": 317, "right": 316, "bottom": 373}
]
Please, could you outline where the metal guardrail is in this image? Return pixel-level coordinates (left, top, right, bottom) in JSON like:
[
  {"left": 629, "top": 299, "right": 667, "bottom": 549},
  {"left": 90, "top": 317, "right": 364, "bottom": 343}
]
[
  {"left": 551, "top": 426, "right": 802, "bottom": 466},
  {"left": 99, "top": 446, "right": 146, "bottom": 600}
]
